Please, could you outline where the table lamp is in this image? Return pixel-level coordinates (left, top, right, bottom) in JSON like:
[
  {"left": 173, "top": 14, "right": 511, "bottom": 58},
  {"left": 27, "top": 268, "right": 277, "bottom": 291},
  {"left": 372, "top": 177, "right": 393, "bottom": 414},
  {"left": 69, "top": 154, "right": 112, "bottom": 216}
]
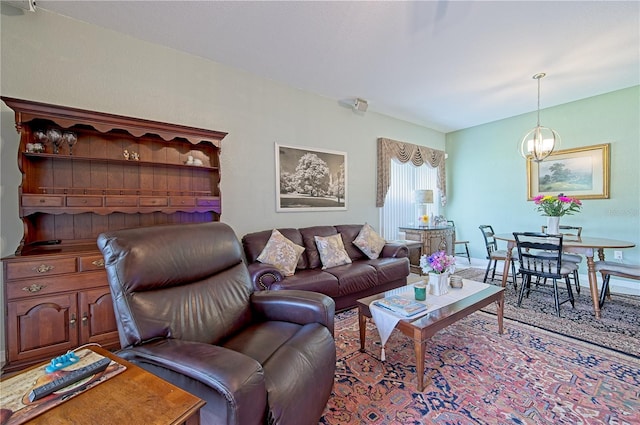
[{"left": 414, "top": 189, "right": 433, "bottom": 226}]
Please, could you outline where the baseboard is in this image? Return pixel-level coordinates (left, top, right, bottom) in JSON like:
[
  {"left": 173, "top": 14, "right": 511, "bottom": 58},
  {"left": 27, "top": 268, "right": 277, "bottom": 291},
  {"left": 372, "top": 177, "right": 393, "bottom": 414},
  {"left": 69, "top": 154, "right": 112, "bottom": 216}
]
[{"left": 464, "top": 257, "right": 639, "bottom": 296}]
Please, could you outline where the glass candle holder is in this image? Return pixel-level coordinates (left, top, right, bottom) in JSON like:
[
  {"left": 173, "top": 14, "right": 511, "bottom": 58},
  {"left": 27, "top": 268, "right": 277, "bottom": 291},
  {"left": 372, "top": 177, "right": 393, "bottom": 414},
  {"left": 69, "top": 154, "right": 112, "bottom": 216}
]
[{"left": 414, "top": 283, "right": 427, "bottom": 301}]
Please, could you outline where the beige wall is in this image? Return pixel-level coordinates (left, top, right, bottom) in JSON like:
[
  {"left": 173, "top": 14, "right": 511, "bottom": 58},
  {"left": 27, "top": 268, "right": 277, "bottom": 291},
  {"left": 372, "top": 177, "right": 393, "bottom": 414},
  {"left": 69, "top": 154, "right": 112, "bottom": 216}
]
[{"left": 0, "top": 6, "right": 444, "bottom": 355}]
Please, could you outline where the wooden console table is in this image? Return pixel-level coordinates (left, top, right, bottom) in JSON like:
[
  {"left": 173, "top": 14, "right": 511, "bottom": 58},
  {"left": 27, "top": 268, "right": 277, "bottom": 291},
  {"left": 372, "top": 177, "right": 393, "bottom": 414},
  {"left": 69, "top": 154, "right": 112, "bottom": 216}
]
[{"left": 399, "top": 226, "right": 455, "bottom": 269}]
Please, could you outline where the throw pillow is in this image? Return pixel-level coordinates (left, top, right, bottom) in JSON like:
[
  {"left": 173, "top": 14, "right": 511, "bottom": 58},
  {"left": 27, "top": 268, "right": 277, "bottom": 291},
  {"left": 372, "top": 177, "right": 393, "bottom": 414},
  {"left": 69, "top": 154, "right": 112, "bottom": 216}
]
[
  {"left": 314, "top": 233, "right": 352, "bottom": 270},
  {"left": 257, "top": 229, "right": 305, "bottom": 276},
  {"left": 353, "top": 223, "right": 386, "bottom": 259}
]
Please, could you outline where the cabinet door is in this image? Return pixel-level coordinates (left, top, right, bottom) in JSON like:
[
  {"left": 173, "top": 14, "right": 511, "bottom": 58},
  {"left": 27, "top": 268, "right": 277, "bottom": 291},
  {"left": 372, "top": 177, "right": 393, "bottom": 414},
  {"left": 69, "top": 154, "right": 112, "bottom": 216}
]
[
  {"left": 78, "top": 287, "right": 119, "bottom": 348},
  {"left": 6, "top": 293, "right": 78, "bottom": 365}
]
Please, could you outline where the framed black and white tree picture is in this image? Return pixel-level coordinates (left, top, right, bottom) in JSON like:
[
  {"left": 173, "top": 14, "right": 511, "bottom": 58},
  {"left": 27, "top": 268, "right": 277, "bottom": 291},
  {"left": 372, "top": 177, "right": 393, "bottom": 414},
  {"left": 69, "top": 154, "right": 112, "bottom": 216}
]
[{"left": 275, "top": 143, "right": 347, "bottom": 211}]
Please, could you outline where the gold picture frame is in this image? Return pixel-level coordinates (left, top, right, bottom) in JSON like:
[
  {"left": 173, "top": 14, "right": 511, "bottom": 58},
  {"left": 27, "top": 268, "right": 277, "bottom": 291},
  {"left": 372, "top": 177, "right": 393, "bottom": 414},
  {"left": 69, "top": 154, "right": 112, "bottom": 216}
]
[{"left": 527, "top": 143, "right": 610, "bottom": 200}]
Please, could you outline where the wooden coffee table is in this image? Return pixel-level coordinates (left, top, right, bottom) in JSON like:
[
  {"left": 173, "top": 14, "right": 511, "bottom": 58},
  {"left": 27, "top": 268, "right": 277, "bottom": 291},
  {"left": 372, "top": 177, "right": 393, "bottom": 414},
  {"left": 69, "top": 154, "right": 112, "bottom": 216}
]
[
  {"left": 357, "top": 280, "right": 504, "bottom": 392},
  {"left": 2, "top": 346, "right": 205, "bottom": 424}
]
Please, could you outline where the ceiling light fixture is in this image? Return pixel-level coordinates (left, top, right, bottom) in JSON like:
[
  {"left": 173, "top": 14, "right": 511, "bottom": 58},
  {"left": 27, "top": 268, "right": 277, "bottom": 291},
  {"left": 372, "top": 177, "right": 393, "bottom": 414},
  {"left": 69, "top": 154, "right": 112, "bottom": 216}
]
[
  {"left": 353, "top": 98, "right": 368, "bottom": 112},
  {"left": 519, "top": 73, "right": 560, "bottom": 162},
  {"left": 5, "top": 0, "right": 37, "bottom": 12}
]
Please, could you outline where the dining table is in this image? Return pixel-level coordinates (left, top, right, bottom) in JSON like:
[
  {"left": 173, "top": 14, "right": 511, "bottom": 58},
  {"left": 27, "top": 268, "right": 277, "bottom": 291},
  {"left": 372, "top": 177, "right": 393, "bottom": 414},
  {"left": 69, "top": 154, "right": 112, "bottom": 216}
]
[{"left": 493, "top": 233, "right": 636, "bottom": 319}]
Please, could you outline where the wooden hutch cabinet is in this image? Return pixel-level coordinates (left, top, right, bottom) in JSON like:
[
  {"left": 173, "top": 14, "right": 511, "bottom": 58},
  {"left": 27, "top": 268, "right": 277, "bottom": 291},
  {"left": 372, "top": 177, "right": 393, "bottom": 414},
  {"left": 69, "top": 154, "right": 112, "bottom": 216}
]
[{"left": 1, "top": 97, "right": 227, "bottom": 373}]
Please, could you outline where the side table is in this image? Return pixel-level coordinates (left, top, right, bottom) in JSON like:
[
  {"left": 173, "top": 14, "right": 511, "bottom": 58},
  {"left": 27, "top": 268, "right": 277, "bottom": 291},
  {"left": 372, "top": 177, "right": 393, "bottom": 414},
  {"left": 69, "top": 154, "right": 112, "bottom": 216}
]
[
  {"left": 1, "top": 346, "right": 204, "bottom": 425},
  {"left": 399, "top": 225, "right": 455, "bottom": 260},
  {"left": 390, "top": 240, "right": 423, "bottom": 274}
]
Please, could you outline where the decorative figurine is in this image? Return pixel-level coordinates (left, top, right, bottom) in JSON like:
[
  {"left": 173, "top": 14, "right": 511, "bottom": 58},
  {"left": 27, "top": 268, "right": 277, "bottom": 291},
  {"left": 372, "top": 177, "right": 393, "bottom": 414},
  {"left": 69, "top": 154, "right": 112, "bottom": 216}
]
[
  {"left": 130, "top": 151, "right": 140, "bottom": 161},
  {"left": 123, "top": 149, "right": 130, "bottom": 160}
]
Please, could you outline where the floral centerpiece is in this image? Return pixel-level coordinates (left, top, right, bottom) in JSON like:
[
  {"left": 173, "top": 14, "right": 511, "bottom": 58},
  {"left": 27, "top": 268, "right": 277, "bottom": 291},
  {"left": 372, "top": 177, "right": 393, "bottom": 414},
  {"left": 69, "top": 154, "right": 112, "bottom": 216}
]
[
  {"left": 420, "top": 251, "right": 455, "bottom": 275},
  {"left": 533, "top": 193, "right": 582, "bottom": 217},
  {"left": 533, "top": 193, "right": 582, "bottom": 235},
  {"left": 420, "top": 251, "right": 455, "bottom": 296}
]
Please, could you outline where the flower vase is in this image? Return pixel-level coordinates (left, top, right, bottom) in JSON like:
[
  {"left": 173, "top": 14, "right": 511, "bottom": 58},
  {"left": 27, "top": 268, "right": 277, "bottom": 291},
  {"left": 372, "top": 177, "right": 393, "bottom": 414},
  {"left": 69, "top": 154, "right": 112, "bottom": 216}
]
[
  {"left": 428, "top": 272, "right": 449, "bottom": 296},
  {"left": 547, "top": 216, "right": 560, "bottom": 235}
]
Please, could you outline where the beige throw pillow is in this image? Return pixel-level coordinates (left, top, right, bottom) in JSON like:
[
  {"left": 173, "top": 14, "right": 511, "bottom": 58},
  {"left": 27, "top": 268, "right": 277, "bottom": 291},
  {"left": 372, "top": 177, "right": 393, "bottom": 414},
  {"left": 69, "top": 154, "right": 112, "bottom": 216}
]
[
  {"left": 353, "top": 223, "right": 386, "bottom": 259},
  {"left": 314, "top": 233, "right": 352, "bottom": 270},
  {"left": 257, "top": 229, "right": 305, "bottom": 276}
]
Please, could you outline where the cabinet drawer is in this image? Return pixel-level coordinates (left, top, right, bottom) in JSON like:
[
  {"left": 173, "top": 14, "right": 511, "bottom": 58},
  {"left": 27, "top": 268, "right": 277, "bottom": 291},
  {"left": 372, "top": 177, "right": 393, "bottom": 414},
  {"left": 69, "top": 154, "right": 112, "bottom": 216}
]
[
  {"left": 6, "top": 269, "right": 107, "bottom": 300},
  {"left": 170, "top": 197, "right": 196, "bottom": 207},
  {"left": 139, "top": 197, "right": 168, "bottom": 207},
  {"left": 21, "top": 195, "right": 64, "bottom": 207},
  {"left": 79, "top": 254, "right": 106, "bottom": 272},
  {"left": 404, "top": 232, "right": 424, "bottom": 242},
  {"left": 105, "top": 196, "right": 138, "bottom": 207},
  {"left": 196, "top": 197, "right": 220, "bottom": 207},
  {"left": 5, "top": 257, "right": 77, "bottom": 281},
  {"left": 67, "top": 196, "right": 103, "bottom": 207}
]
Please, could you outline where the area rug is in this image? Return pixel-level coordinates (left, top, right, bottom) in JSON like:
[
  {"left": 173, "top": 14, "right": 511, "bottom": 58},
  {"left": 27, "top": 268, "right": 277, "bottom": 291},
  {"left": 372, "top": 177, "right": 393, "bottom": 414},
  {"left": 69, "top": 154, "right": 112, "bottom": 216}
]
[
  {"left": 448, "top": 267, "right": 640, "bottom": 357},
  {"left": 320, "top": 309, "right": 640, "bottom": 424}
]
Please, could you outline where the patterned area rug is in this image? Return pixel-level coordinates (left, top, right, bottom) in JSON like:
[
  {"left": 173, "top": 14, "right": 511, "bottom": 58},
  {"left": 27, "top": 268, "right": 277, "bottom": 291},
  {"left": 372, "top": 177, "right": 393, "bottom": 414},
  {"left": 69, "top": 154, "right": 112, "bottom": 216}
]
[
  {"left": 449, "top": 267, "right": 640, "bottom": 357},
  {"left": 320, "top": 309, "right": 640, "bottom": 424}
]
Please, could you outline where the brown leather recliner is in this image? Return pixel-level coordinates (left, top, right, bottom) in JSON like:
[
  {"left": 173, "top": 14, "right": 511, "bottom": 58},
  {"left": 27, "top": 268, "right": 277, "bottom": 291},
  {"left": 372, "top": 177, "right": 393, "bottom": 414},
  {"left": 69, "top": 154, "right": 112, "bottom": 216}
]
[{"left": 97, "top": 222, "right": 336, "bottom": 425}]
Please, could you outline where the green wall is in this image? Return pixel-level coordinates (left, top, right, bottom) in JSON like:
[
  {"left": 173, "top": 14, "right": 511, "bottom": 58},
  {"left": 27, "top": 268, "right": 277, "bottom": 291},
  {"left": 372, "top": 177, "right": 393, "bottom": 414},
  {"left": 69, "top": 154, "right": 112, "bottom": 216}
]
[{"left": 446, "top": 86, "right": 640, "bottom": 267}]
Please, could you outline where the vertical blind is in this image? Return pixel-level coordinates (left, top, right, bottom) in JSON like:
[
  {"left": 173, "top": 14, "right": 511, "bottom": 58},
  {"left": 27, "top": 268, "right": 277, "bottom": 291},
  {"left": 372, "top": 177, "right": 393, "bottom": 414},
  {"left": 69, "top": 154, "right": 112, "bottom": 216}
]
[{"left": 379, "top": 159, "right": 438, "bottom": 240}]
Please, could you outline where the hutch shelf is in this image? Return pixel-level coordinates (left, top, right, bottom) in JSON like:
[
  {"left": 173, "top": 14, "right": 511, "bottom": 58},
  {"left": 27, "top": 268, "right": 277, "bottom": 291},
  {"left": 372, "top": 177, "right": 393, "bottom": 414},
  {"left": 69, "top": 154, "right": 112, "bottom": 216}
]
[{"left": 1, "top": 96, "right": 227, "bottom": 373}]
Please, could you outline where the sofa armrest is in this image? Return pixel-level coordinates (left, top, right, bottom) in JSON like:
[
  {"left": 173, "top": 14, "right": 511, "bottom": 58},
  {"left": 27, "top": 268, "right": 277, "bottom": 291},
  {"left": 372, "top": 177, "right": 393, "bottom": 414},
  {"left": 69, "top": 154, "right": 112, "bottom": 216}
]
[
  {"left": 247, "top": 262, "right": 284, "bottom": 290},
  {"left": 118, "top": 339, "right": 266, "bottom": 424},
  {"left": 251, "top": 290, "right": 335, "bottom": 335},
  {"left": 381, "top": 242, "right": 409, "bottom": 258}
]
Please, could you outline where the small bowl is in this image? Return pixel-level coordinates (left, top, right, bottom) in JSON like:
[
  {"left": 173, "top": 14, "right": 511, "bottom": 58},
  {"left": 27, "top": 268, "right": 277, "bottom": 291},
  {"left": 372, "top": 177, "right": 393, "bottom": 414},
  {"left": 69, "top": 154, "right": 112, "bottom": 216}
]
[{"left": 450, "top": 276, "right": 464, "bottom": 288}]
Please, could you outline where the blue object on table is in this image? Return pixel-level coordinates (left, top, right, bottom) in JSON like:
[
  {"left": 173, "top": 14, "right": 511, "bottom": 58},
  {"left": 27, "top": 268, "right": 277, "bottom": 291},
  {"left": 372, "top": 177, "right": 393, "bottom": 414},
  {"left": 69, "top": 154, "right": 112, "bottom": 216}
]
[{"left": 45, "top": 351, "right": 80, "bottom": 373}]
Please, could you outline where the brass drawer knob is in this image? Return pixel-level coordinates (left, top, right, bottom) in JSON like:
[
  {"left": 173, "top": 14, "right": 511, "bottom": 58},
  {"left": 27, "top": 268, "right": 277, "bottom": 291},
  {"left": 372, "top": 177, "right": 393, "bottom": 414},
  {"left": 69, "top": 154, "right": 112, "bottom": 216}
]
[
  {"left": 22, "top": 284, "right": 45, "bottom": 293},
  {"left": 92, "top": 259, "right": 105, "bottom": 267},
  {"left": 34, "top": 264, "right": 54, "bottom": 273}
]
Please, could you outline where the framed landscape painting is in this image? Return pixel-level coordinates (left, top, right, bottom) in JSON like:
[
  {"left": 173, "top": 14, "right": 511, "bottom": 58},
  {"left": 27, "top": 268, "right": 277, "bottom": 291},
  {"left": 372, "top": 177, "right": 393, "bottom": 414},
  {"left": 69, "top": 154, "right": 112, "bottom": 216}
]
[
  {"left": 275, "top": 143, "right": 347, "bottom": 211},
  {"left": 527, "top": 143, "right": 610, "bottom": 200}
]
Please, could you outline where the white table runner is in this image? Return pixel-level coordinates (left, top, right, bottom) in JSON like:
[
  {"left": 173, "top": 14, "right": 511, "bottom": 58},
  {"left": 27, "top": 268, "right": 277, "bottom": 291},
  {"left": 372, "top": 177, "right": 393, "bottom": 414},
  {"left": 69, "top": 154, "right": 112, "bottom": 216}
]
[{"left": 369, "top": 279, "right": 490, "bottom": 360}]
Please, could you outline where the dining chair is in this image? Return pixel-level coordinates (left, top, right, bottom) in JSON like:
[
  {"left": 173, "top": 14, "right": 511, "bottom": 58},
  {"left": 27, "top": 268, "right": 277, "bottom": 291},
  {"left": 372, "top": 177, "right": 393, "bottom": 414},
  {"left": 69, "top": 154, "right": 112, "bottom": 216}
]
[
  {"left": 594, "top": 261, "right": 640, "bottom": 308},
  {"left": 448, "top": 220, "right": 470, "bottom": 264},
  {"left": 513, "top": 232, "right": 577, "bottom": 316},
  {"left": 540, "top": 225, "right": 583, "bottom": 293},
  {"left": 479, "top": 225, "right": 518, "bottom": 288}
]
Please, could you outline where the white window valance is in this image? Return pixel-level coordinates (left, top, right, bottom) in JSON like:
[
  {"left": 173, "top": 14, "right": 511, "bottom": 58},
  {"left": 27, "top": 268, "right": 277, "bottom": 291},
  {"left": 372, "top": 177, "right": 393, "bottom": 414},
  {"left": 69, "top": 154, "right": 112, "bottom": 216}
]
[{"left": 376, "top": 138, "right": 447, "bottom": 207}]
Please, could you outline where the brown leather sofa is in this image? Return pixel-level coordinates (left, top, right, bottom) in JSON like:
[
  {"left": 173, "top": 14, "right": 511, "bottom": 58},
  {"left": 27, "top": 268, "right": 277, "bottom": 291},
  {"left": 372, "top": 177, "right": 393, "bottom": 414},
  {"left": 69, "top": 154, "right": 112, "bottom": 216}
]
[
  {"left": 242, "top": 224, "right": 410, "bottom": 311},
  {"left": 97, "top": 222, "right": 336, "bottom": 425}
]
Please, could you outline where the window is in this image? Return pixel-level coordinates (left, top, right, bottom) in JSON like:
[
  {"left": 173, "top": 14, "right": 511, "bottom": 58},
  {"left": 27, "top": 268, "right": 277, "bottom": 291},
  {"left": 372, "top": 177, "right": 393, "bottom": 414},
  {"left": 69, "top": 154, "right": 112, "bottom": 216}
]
[{"left": 379, "top": 159, "right": 439, "bottom": 240}]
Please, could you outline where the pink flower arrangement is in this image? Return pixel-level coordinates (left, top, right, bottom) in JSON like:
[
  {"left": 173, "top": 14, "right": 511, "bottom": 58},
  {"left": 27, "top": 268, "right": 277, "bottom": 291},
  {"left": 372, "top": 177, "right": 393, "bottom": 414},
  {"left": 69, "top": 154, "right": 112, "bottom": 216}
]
[
  {"left": 420, "top": 250, "right": 456, "bottom": 275},
  {"left": 533, "top": 193, "right": 582, "bottom": 217}
]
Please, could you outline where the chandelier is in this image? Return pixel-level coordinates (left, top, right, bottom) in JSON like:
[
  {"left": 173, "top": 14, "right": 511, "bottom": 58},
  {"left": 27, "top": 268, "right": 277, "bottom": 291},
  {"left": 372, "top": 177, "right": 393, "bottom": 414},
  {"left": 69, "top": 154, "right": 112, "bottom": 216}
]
[{"left": 519, "top": 73, "right": 560, "bottom": 162}]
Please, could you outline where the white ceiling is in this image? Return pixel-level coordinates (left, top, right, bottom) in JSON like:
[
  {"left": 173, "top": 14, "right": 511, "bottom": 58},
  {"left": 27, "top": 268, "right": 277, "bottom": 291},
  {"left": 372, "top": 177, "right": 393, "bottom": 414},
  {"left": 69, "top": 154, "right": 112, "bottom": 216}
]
[{"left": 33, "top": 0, "right": 640, "bottom": 133}]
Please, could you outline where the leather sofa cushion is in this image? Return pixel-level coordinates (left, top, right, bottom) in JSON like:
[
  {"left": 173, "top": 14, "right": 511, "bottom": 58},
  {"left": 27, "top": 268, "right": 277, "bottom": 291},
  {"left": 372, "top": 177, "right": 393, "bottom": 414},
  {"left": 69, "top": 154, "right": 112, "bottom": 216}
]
[
  {"left": 323, "top": 262, "right": 378, "bottom": 296},
  {"left": 366, "top": 257, "right": 411, "bottom": 284},
  {"left": 269, "top": 269, "right": 340, "bottom": 297},
  {"left": 222, "top": 320, "right": 304, "bottom": 364}
]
